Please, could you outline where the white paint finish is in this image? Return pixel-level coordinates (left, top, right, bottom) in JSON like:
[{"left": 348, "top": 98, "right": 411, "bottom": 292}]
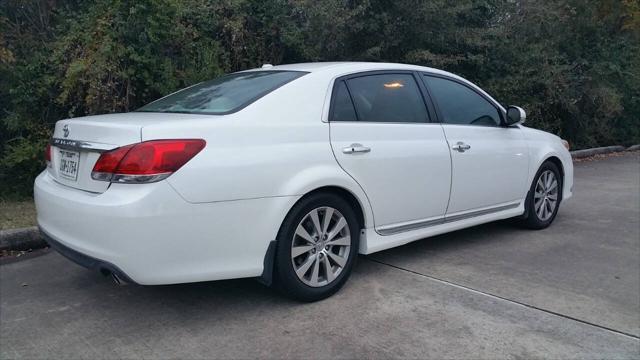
[
  {"left": 520, "top": 125, "right": 574, "bottom": 201},
  {"left": 330, "top": 122, "right": 452, "bottom": 227},
  {"left": 35, "top": 171, "right": 299, "bottom": 284},
  {"left": 49, "top": 112, "right": 220, "bottom": 194},
  {"left": 361, "top": 203, "right": 526, "bottom": 254},
  {"left": 52, "top": 114, "right": 145, "bottom": 144},
  {"left": 441, "top": 125, "right": 529, "bottom": 213},
  {"left": 34, "top": 62, "right": 575, "bottom": 286},
  {"left": 146, "top": 70, "right": 342, "bottom": 204}
]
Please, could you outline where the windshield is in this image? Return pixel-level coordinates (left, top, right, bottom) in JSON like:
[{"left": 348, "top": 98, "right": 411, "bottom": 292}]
[{"left": 136, "top": 70, "right": 307, "bottom": 115}]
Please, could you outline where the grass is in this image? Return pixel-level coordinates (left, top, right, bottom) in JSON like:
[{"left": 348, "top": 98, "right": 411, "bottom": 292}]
[{"left": 0, "top": 199, "right": 36, "bottom": 230}]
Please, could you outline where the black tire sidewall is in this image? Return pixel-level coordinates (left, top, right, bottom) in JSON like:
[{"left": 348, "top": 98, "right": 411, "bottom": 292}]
[{"left": 274, "top": 192, "right": 360, "bottom": 302}]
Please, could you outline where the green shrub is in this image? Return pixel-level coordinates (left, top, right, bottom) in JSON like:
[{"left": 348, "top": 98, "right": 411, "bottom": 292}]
[{"left": 1, "top": 0, "right": 638, "bottom": 199}]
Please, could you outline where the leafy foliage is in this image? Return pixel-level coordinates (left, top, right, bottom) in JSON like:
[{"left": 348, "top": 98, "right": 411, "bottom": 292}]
[{"left": 1, "top": 0, "right": 638, "bottom": 198}]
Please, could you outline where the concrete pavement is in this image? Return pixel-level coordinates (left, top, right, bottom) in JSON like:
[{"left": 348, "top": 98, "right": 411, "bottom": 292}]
[
  {"left": 1, "top": 153, "right": 639, "bottom": 359},
  {"left": 371, "top": 152, "right": 640, "bottom": 337}
]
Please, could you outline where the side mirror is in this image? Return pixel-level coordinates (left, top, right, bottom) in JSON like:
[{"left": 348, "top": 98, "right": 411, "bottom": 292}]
[{"left": 506, "top": 106, "right": 526, "bottom": 126}]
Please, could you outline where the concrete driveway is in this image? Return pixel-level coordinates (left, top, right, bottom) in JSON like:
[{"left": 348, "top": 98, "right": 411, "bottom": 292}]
[{"left": 1, "top": 153, "right": 639, "bottom": 359}]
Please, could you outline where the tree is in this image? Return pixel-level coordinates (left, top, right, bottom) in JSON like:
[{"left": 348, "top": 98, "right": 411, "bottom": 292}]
[{"left": 1, "top": 0, "right": 638, "bottom": 198}]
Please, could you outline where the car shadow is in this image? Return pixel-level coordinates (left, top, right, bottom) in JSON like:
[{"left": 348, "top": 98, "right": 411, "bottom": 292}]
[
  {"left": 365, "top": 218, "right": 526, "bottom": 259},
  {"left": 73, "top": 218, "right": 526, "bottom": 308}
]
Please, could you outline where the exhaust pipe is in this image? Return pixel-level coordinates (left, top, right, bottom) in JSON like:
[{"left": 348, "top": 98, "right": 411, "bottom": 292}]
[
  {"left": 110, "top": 272, "right": 127, "bottom": 286},
  {"left": 100, "top": 268, "right": 128, "bottom": 286}
]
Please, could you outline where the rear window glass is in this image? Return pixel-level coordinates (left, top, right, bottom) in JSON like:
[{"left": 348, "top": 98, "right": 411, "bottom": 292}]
[{"left": 136, "top": 71, "right": 307, "bottom": 115}]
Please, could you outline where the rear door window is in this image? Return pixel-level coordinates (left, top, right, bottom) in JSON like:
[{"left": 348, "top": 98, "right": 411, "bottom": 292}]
[
  {"left": 137, "top": 71, "right": 307, "bottom": 115},
  {"left": 331, "top": 81, "right": 358, "bottom": 122},
  {"left": 342, "top": 74, "right": 428, "bottom": 123}
]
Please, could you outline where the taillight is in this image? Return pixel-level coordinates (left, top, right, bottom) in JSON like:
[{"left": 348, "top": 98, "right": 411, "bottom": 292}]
[
  {"left": 45, "top": 143, "right": 51, "bottom": 166},
  {"left": 91, "top": 144, "right": 135, "bottom": 181},
  {"left": 91, "top": 139, "right": 206, "bottom": 183}
]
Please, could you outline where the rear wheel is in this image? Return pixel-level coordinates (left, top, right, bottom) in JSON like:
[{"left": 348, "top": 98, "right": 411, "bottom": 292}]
[
  {"left": 520, "top": 161, "right": 562, "bottom": 229},
  {"left": 274, "top": 192, "right": 359, "bottom": 302}
]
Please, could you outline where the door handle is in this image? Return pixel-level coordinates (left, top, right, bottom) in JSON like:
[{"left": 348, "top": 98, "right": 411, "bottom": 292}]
[
  {"left": 343, "top": 143, "right": 371, "bottom": 154},
  {"left": 452, "top": 141, "right": 471, "bottom": 153}
]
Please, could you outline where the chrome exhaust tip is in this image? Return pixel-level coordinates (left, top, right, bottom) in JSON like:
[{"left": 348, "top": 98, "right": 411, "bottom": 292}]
[
  {"left": 100, "top": 268, "right": 128, "bottom": 286},
  {"left": 110, "top": 272, "right": 128, "bottom": 286}
]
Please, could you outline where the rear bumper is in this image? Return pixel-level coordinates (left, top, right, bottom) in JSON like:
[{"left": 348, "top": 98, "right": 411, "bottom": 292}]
[
  {"left": 40, "top": 228, "right": 135, "bottom": 283},
  {"left": 34, "top": 171, "right": 298, "bottom": 285}
]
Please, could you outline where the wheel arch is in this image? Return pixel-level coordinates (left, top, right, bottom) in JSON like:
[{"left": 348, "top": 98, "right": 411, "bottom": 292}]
[
  {"left": 540, "top": 155, "right": 565, "bottom": 200},
  {"left": 259, "top": 184, "right": 371, "bottom": 286},
  {"left": 297, "top": 186, "right": 366, "bottom": 230},
  {"left": 544, "top": 155, "right": 564, "bottom": 179},
  {"left": 276, "top": 164, "right": 374, "bottom": 229},
  {"left": 520, "top": 154, "right": 566, "bottom": 221}
]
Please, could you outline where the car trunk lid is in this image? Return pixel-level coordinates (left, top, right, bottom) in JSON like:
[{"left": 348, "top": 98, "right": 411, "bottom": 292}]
[
  {"left": 48, "top": 112, "right": 209, "bottom": 193},
  {"left": 49, "top": 115, "right": 143, "bottom": 193}
]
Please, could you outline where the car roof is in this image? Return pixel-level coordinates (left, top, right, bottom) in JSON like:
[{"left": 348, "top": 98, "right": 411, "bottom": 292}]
[
  {"left": 248, "top": 61, "right": 447, "bottom": 73},
  {"left": 242, "top": 62, "right": 505, "bottom": 112},
  {"left": 245, "top": 61, "right": 468, "bottom": 85}
]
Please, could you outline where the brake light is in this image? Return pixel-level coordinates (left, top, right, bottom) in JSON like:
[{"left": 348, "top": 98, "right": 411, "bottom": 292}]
[
  {"left": 91, "top": 144, "right": 135, "bottom": 181},
  {"left": 91, "top": 139, "right": 206, "bottom": 183},
  {"left": 45, "top": 143, "right": 51, "bottom": 166}
]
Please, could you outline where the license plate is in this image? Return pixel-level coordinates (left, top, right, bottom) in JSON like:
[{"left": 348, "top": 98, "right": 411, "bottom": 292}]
[{"left": 58, "top": 150, "right": 80, "bottom": 181}]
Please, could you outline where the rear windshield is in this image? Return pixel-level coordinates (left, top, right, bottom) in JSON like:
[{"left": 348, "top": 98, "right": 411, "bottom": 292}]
[{"left": 136, "top": 70, "right": 307, "bottom": 115}]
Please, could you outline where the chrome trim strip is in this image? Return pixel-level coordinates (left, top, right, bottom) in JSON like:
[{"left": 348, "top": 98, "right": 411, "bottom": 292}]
[
  {"left": 444, "top": 203, "right": 520, "bottom": 223},
  {"left": 376, "top": 202, "right": 520, "bottom": 235},
  {"left": 110, "top": 173, "right": 171, "bottom": 184},
  {"left": 377, "top": 217, "right": 444, "bottom": 235},
  {"left": 51, "top": 138, "right": 117, "bottom": 153}
]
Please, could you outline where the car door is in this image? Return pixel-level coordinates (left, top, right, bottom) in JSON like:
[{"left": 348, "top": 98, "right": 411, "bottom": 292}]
[
  {"left": 422, "top": 74, "right": 529, "bottom": 216},
  {"left": 329, "top": 71, "right": 452, "bottom": 233}
]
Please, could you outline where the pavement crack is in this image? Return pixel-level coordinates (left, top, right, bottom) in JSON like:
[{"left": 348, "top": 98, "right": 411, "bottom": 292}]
[{"left": 366, "top": 257, "right": 640, "bottom": 341}]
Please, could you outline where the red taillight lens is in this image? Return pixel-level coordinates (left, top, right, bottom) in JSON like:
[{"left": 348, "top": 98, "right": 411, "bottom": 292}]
[
  {"left": 92, "top": 144, "right": 135, "bottom": 174},
  {"left": 91, "top": 139, "right": 205, "bottom": 183},
  {"left": 45, "top": 143, "right": 52, "bottom": 165},
  {"left": 116, "top": 140, "right": 206, "bottom": 175}
]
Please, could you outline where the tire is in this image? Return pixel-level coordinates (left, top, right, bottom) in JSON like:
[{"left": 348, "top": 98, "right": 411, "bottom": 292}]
[
  {"left": 519, "top": 161, "right": 563, "bottom": 229},
  {"left": 274, "top": 192, "right": 360, "bottom": 302}
]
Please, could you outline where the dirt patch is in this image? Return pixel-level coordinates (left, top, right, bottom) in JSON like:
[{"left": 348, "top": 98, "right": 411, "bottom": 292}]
[
  {"left": 0, "top": 199, "right": 36, "bottom": 230},
  {"left": 573, "top": 150, "right": 639, "bottom": 163},
  {"left": 0, "top": 247, "right": 50, "bottom": 262}
]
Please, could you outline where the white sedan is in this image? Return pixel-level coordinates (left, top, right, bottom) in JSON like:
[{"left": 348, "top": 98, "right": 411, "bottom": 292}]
[{"left": 34, "top": 62, "right": 573, "bottom": 301}]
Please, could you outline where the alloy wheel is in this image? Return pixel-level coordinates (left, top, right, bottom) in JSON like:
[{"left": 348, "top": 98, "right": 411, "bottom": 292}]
[
  {"left": 534, "top": 170, "right": 559, "bottom": 221},
  {"left": 290, "top": 207, "right": 351, "bottom": 287}
]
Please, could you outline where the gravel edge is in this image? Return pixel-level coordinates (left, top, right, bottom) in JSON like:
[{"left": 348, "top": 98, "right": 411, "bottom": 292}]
[
  {"left": 0, "top": 226, "right": 45, "bottom": 252},
  {"left": 570, "top": 145, "right": 628, "bottom": 159}
]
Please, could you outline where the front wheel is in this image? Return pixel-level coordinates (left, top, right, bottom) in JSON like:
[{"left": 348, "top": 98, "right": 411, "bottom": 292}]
[
  {"left": 520, "top": 161, "right": 562, "bottom": 229},
  {"left": 274, "top": 193, "right": 360, "bottom": 302}
]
